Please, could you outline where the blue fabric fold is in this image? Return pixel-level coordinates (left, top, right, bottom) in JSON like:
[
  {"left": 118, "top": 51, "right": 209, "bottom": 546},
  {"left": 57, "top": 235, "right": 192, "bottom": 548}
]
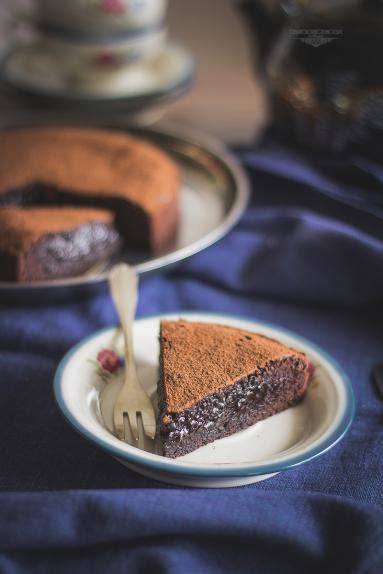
[
  {"left": 0, "top": 491, "right": 382, "bottom": 574},
  {"left": 0, "top": 144, "right": 382, "bottom": 573}
]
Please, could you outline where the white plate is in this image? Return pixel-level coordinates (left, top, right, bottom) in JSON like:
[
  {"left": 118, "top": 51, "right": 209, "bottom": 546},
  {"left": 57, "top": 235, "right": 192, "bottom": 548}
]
[{"left": 54, "top": 312, "right": 355, "bottom": 488}]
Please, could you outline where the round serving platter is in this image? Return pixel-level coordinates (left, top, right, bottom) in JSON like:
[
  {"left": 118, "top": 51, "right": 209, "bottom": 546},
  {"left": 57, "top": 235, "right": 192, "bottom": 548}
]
[{"left": 0, "top": 123, "right": 250, "bottom": 291}]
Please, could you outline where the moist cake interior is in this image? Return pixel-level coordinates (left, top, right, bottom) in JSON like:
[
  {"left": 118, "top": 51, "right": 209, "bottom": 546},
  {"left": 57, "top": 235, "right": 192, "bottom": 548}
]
[{"left": 0, "top": 206, "right": 120, "bottom": 282}]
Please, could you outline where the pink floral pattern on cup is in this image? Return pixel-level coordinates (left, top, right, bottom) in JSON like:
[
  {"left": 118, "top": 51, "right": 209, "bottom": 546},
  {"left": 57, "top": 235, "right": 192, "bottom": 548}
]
[
  {"left": 100, "top": 0, "right": 126, "bottom": 15},
  {"left": 94, "top": 51, "right": 121, "bottom": 68}
]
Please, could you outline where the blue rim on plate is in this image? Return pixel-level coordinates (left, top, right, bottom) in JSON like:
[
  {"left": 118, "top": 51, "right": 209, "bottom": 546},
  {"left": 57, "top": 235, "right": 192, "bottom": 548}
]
[
  {"left": 53, "top": 312, "right": 355, "bottom": 478},
  {"left": 32, "top": 20, "right": 167, "bottom": 43}
]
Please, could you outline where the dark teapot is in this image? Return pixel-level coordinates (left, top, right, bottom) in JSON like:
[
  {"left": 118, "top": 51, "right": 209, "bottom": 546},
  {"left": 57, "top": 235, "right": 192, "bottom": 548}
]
[{"left": 239, "top": 0, "right": 383, "bottom": 156}]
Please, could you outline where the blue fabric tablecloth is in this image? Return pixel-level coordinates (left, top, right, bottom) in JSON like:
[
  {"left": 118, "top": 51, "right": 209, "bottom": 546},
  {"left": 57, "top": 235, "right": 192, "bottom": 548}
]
[{"left": 0, "top": 143, "right": 382, "bottom": 573}]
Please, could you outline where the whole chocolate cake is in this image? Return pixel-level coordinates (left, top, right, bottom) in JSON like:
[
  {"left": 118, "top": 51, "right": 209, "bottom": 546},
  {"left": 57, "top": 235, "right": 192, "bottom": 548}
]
[
  {"left": 0, "top": 126, "right": 180, "bottom": 254},
  {"left": 158, "top": 320, "right": 313, "bottom": 458},
  {"left": 0, "top": 206, "right": 120, "bottom": 282}
]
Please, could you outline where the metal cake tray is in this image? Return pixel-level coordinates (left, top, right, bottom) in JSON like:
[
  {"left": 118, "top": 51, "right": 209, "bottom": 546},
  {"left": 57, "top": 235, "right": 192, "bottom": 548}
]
[{"left": 0, "top": 123, "right": 250, "bottom": 291}]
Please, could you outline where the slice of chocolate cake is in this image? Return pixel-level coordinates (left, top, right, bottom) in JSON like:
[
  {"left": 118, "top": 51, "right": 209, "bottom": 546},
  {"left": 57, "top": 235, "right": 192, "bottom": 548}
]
[
  {"left": 158, "top": 320, "right": 313, "bottom": 458},
  {"left": 0, "top": 206, "right": 120, "bottom": 282},
  {"left": 0, "top": 126, "right": 180, "bottom": 253}
]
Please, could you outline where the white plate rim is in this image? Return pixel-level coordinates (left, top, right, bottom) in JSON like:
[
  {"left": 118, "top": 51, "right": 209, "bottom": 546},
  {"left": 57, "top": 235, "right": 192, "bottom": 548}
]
[{"left": 53, "top": 312, "right": 355, "bottom": 478}]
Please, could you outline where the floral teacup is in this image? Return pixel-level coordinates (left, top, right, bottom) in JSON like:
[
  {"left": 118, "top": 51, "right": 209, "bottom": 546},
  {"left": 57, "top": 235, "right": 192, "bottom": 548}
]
[{"left": 34, "top": 0, "right": 167, "bottom": 36}]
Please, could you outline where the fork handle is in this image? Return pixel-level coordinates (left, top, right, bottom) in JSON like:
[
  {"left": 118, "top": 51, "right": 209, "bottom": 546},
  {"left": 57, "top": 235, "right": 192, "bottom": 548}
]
[{"left": 108, "top": 263, "right": 138, "bottom": 379}]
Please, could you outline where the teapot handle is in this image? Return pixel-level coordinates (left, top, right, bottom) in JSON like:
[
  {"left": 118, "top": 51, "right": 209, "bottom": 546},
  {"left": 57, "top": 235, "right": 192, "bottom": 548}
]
[{"left": 237, "top": 0, "right": 289, "bottom": 75}]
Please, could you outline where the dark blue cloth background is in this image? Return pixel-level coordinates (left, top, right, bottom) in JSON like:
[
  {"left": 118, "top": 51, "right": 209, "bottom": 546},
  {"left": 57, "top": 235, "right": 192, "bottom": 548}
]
[{"left": 0, "top": 143, "right": 383, "bottom": 573}]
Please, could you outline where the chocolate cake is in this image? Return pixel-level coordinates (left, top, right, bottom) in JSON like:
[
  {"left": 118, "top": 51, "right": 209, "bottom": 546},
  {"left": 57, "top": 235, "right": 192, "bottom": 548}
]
[
  {"left": 0, "top": 206, "right": 120, "bottom": 282},
  {"left": 157, "top": 320, "right": 313, "bottom": 458},
  {"left": 0, "top": 126, "right": 180, "bottom": 253}
]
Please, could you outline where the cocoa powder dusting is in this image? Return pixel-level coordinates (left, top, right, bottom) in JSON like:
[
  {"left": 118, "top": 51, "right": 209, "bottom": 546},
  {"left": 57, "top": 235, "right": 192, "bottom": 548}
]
[
  {"left": 160, "top": 320, "right": 307, "bottom": 413},
  {"left": 0, "top": 127, "right": 179, "bottom": 214}
]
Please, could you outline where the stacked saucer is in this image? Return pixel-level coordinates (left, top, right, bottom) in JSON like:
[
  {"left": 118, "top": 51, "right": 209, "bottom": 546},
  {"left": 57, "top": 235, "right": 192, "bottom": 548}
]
[{"left": 1, "top": 0, "right": 194, "bottom": 110}]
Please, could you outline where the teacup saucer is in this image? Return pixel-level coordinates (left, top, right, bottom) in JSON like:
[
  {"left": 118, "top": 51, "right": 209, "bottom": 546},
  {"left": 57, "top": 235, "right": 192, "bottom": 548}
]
[{"left": 1, "top": 42, "right": 194, "bottom": 108}]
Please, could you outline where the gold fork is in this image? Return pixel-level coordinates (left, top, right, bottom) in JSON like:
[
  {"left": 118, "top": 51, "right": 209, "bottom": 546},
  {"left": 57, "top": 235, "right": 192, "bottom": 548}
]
[{"left": 108, "top": 263, "right": 156, "bottom": 443}]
